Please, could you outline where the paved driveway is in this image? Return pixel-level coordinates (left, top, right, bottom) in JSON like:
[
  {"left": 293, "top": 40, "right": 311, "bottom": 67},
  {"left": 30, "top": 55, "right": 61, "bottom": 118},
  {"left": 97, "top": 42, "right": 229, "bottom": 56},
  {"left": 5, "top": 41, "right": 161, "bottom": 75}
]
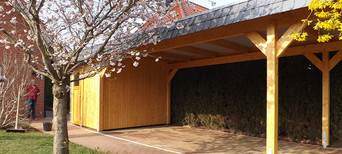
[{"left": 31, "top": 118, "right": 342, "bottom": 154}]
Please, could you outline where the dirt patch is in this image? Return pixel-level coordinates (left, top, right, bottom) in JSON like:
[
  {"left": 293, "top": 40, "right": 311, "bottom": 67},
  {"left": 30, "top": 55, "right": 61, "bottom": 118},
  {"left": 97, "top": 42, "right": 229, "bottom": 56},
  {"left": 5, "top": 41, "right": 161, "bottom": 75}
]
[
  {"left": 1, "top": 122, "right": 41, "bottom": 133},
  {"left": 22, "top": 124, "right": 41, "bottom": 132}
]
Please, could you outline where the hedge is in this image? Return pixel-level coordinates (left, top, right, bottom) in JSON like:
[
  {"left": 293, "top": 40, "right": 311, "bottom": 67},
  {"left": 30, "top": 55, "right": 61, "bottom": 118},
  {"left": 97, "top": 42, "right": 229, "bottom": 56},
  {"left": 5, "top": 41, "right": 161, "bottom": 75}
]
[{"left": 171, "top": 53, "right": 342, "bottom": 144}]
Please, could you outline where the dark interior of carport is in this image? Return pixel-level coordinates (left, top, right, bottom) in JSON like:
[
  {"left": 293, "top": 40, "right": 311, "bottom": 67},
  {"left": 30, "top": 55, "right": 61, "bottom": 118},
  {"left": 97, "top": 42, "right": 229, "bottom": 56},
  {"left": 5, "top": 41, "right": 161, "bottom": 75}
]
[{"left": 141, "top": 1, "right": 342, "bottom": 153}]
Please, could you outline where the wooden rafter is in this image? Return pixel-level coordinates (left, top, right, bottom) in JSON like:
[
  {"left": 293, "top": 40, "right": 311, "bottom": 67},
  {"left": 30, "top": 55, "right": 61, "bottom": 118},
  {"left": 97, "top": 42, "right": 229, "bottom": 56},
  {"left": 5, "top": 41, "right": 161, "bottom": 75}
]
[
  {"left": 305, "top": 26, "right": 319, "bottom": 40},
  {"left": 277, "top": 23, "right": 307, "bottom": 57},
  {"left": 282, "top": 41, "right": 342, "bottom": 57},
  {"left": 304, "top": 53, "right": 323, "bottom": 71},
  {"left": 150, "top": 52, "right": 192, "bottom": 61},
  {"left": 245, "top": 32, "right": 267, "bottom": 55},
  {"left": 206, "top": 40, "right": 251, "bottom": 53},
  {"left": 173, "top": 46, "right": 217, "bottom": 58},
  {"left": 168, "top": 41, "right": 342, "bottom": 69}
]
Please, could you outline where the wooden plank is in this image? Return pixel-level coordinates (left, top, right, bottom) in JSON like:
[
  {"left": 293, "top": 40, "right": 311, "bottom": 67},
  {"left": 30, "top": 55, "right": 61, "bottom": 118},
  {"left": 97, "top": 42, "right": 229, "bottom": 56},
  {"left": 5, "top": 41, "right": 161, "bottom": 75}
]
[
  {"left": 266, "top": 23, "right": 279, "bottom": 154},
  {"left": 150, "top": 52, "right": 192, "bottom": 61},
  {"left": 245, "top": 32, "right": 267, "bottom": 55},
  {"left": 102, "top": 59, "right": 168, "bottom": 130},
  {"left": 168, "top": 41, "right": 342, "bottom": 69},
  {"left": 206, "top": 40, "right": 251, "bottom": 53},
  {"left": 282, "top": 41, "right": 342, "bottom": 57},
  {"left": 173, "top": 46, "right": 217, "bottom": 58},
  {"left": 305, "top": 26, "right": 319, "bottom": 40},
  {"left": 169, "top": 52, "right": 265, "bottom": 69},
  {"left": 80, "top": 80, "right": 84, "bottom": 127},
  {"left": 99, "top": 75, "right": 104, "bottom": 131},
  {"left": 277, "top": 23, "right": 307, "bottom": 57},
  {"left": 168, "top": 68, "right": 179, "bottom": 82},
  {"left": 329, "top": 50, "right": 342, "bottom": 71},
  {"left": 71, "top": 75, "right": 81, "bottom": 125},
  {"left": 79, "top": 75, "right": 101, "bottom": 129},
  {"left": 304, "top": 54, "right": 323, "bottom": 71},
  {"left": 322, "top": 51, "right": 330, "bottom": 147}
]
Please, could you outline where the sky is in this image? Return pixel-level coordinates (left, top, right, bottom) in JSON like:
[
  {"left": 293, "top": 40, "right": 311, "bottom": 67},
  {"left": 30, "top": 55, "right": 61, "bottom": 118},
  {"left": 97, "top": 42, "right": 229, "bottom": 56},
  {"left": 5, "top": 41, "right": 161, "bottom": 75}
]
[{"left": 190, "top": 0, "right": 245, "bottom": 9}]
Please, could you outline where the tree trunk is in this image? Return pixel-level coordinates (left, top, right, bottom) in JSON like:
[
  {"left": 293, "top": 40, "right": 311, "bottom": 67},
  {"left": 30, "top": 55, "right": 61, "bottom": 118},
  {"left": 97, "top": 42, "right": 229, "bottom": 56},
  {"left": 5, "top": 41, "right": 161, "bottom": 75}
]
[{"left": 52, "top": 83, "right": 69, "bottom": 154}]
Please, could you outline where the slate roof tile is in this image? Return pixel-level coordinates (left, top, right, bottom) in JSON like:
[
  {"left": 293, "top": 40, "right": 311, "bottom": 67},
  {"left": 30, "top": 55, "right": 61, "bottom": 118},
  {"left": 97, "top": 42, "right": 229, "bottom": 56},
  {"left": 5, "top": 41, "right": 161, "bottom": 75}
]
[
  {"left": 207, "top": 11, "right": 215, "bottom": 21},
  {"left": 238, "top": 2, "right": 249, "bottom": 12},
  {"left": 270, "top": 2, "right": 283, "bottom": 14},
  {"left": 216, "top": 16, "right": 227, "bottom": 27},
  {"left": 209, "top": 18, "right": 218, "bottom": 29},
  {"left": 293, "top": 0, "right": 310, "bottom": 10},
  {"left": 202, "top": 20, "right": 211, "bottom": 30},
  {"left": 213, "top": 9, "right": 223, "bottom": 18},
  {"left": 158, "top": 0, "right": 309, "bottom": 41},
  {"left": 247, "top": 0, "right": 257, "bottom": 9},
  {"left": 255, "top": 0, "right": 269, "bottom": 8},
  {"left": 282, "top": 0, "right": 295, "bottom": 12},
  {"left": 221, "top": 6, "right": 232, "bottom": 17},
  {"left": 229, "top": 4, "right": 240, "bottom": 15}
]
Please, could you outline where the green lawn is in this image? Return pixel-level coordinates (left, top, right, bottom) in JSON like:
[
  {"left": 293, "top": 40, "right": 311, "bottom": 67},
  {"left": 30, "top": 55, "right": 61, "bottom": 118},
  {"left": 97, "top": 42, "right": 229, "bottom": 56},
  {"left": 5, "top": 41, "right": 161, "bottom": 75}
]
[{"left": 0, "top": 130, "right": 106, "bottom": 154}]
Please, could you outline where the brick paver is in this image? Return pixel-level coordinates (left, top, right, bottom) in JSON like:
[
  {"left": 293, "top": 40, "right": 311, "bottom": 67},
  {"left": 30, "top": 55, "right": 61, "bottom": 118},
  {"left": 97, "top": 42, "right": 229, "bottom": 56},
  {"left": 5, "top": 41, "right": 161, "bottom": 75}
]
[{"left": 31, "top": 118, "right": 342, "bottom": 154}]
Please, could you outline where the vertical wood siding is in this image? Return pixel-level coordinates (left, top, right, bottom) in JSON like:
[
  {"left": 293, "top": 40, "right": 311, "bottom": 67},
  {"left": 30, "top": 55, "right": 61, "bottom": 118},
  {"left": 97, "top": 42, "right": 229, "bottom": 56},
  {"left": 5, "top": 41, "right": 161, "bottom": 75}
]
[
  {"left": 71, "top": 75, "right": 100, "bottom": 129},
  {"left": 102, "top": 59, "right": 168, "bottom": 130}
]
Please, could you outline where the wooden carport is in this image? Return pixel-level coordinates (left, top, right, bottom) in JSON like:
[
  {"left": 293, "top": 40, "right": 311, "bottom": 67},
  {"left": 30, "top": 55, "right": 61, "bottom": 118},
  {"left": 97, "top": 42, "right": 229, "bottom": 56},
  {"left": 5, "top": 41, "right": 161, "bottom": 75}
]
[{"left": 142, "top": 0, "right": 342, "bottom": 153}]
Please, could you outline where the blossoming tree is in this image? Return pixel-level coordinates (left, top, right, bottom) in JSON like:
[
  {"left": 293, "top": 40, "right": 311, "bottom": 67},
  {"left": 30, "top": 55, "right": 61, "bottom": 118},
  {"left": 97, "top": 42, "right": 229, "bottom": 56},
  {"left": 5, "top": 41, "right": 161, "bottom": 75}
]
[{"left": 0, "top": 0, "right": 178, "bottom": 153}]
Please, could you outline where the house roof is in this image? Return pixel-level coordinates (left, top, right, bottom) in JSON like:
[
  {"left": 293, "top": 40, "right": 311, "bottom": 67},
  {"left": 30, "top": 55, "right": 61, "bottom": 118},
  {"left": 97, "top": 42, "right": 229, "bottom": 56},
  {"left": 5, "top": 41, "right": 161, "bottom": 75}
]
[
  {"left": 169, "top": 0, "right": 208, "bottom": 20},
  {"left": 158, "top": 0, "right": 311, "bottom": 41},
  {"left": 178, "top": 0, "right": 208, "bottom": 17}
]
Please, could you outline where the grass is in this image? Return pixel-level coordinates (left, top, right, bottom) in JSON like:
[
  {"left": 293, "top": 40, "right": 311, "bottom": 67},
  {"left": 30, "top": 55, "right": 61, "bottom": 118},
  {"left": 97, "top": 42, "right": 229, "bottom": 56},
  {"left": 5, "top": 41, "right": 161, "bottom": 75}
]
[{"left": 0, "top": 130, "right": 106, "bottom": 154}]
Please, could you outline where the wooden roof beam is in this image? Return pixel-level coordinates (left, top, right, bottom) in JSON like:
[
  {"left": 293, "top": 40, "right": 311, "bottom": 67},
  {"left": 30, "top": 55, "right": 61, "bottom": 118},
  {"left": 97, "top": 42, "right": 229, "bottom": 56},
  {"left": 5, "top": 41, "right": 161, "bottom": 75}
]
[
  {"left": 169, "top": 40, "right": 342, "bottom": 69},
  {"left": 305, "top": 26, "right": 319, "bottom": 40},
  {"left": 173, "top": 46, "right": 217, "bottom": 58},
  {"left": 150, "top": 52, "right": 192, "bottom": 61},
  {"left": 205, "top": 40, "right": 251, "bottom": 53},
  {"left": 169, "top": 52, "right": 266, "bottom": 69}
]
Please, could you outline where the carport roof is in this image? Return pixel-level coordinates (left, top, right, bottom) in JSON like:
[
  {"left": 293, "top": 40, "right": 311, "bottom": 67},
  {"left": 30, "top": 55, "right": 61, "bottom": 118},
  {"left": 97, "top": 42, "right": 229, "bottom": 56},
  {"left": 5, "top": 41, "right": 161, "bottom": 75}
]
[{"left": 160, "top": 0, "right": 310, "bottom": 41}]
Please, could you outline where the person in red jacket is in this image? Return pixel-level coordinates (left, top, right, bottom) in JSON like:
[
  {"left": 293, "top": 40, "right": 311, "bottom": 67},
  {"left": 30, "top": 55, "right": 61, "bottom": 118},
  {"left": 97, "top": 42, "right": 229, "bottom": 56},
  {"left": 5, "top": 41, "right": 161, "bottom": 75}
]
[{"left": 26, "top": 80, "right": 40, "bottom": 121}]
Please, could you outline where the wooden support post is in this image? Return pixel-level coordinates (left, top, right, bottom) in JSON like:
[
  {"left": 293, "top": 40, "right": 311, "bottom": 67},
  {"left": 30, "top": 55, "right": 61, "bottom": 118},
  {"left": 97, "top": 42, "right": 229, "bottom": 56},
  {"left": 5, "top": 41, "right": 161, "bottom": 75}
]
[
  {"left": 266, "top": 23, "right": 279, "bottom": 154},
  {"left": 322, "top": 51, "right": 330, "bottom": 147},
  {"left": 246, "top": 23, "right": 305, "bottom": 154},
  {"left": 304, "top": 50, "right": 342, "bottom": 147},
  {"left": 166, "top": 68, "right": 179, "bottom": 124}
]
